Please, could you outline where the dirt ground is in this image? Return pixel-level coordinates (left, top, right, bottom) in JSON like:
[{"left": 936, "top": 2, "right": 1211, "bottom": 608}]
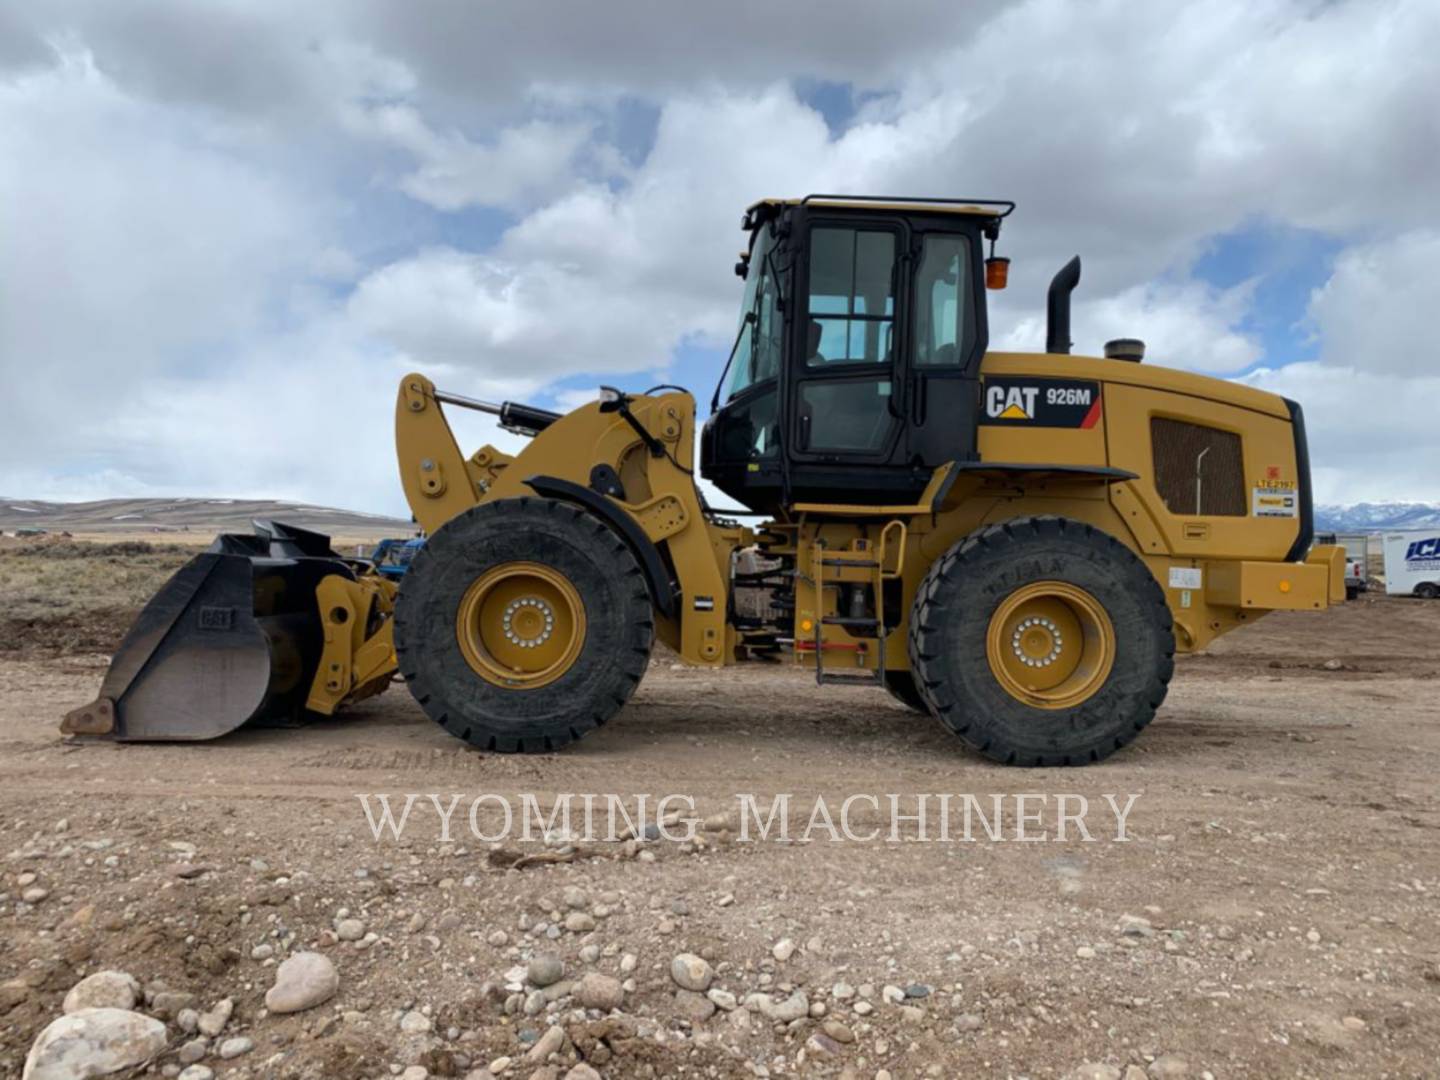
[{"left": 1, "top": 564, "right": 1438, "bottom": 1078}]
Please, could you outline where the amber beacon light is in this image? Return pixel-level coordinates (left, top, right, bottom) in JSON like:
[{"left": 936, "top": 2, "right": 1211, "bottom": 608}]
[{"left": 985, "top": 256, "right": 1010, "bottom": 289}]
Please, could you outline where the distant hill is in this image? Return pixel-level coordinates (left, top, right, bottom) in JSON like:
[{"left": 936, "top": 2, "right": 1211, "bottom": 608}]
[
  {"left": 1314, "top": 502, "right": 1440, "bottom": 533},
  {"left": 4, "top": 495, "right": 1434, "bottom": 540},
  {"left": 0, "top": 497, "right": 412, "bottom": 538}
]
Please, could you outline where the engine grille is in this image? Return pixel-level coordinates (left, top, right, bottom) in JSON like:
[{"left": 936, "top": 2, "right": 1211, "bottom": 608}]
[{"left": 1150, "top": 418, "right": 1246, "bottom": 516}]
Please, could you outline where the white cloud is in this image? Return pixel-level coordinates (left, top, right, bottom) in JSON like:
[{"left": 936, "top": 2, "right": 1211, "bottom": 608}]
[
  {"left": 1242, "top": 362, "right": 1440, "bottom": 504},
  {"left": 1305, "top": 230, "right": 1440, "bottom": 376},
  {"left": 1234, "top": 229, "right": 1440, "bottom": 503},
  {"left": 346, "top": 240, "right": 694, "bottom": 398},
  {"left": 349, "top": 105, "right": 596, "bottom": 211},
  {"left": 2, "top": 0, "right": 1439, "bottom": 511},
  {"left": 347, "top": 87, "right": 847, "bottom": 392},
  {"left": 0, "top": 50, "right": 334, "bottom": 449},
  {"left": 996, "top": 279, "right": 1263, "bottom": 374}
]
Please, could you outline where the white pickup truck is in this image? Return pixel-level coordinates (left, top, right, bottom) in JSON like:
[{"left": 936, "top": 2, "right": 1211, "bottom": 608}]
[{"left": 1344, "top": 556, "right": 1367, "bottom": 600}]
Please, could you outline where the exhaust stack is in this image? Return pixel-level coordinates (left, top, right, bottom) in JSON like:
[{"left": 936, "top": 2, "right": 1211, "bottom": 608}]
[{"left": 1045, "top": 256, "right": 1082, "bottom": 355}]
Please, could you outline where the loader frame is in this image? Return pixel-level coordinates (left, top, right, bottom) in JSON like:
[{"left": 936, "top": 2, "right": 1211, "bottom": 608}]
[{"left": 393, "top": 362, "right": 1344, "bottom": 682}]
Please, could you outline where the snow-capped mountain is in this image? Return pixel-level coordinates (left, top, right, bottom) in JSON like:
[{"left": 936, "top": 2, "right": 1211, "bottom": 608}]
[{"left": 1314, "top": 502, "right": 1440, "bottom": 533}]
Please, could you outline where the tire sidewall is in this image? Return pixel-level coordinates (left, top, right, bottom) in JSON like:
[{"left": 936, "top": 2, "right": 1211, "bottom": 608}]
[
  {"left": 395, "top": 499, "right": 653, "bottom": 745},
  {"left": 912, "top": 519, "right": 1173, "bottom": 764}
]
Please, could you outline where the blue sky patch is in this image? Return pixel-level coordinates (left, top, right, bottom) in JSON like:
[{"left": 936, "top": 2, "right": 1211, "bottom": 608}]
[{"left": 1193, "top": 221, "right": 1342, "bottom": 372}]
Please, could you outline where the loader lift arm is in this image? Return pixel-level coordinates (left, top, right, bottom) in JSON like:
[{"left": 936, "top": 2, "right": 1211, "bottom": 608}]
[{"left": 394, "top": 371, "right": 735, "bottom": 666}]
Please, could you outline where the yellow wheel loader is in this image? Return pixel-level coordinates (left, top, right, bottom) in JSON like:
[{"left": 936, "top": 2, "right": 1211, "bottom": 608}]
[{"left": 64, "top": 195, "right": 1346, "bottom": 764}]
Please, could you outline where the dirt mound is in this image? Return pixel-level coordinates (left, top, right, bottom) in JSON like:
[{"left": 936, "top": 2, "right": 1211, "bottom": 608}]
[{"left": 0, "top": 608, "right": 141, "bottom": 657}]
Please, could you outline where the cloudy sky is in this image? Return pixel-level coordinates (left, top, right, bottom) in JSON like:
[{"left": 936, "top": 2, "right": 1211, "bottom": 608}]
[{"left": 1, "top": 0, "right": 1437, "bottom": 515}]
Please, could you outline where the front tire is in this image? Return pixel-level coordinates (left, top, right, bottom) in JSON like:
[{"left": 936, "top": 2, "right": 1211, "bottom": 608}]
[
  {"left": 394, "top": 498, "right": 655, "bottom": 752},
  {"left": 908, "top": 516, "right": 1174, "bottom": 766}
]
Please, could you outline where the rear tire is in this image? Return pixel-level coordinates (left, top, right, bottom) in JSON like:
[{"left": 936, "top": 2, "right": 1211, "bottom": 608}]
[
  {"left": 907, "top": 516, "right": 1174, "bottom": 766},
  {"left": 1418, "top": 582, "right": 1439, "bottom": 600},
  {"left": 394, "top": 498, "right": 654, "bottom": 752},
  {"left": 882, "top": 671, "right": 931, "bottom": 714}
]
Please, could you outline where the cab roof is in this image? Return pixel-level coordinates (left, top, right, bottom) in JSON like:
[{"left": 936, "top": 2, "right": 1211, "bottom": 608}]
[{"left": 745, "top": 194, "right": 1015, "bottom": 227}]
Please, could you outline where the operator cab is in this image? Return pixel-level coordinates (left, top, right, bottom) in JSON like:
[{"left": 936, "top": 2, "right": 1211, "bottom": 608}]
[{"left": 701, "top": 195, "right": 1014, "bottom": 514}]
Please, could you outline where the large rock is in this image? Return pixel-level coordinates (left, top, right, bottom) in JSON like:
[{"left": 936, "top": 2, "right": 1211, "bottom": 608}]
[
  {"left": 669, "top": 953, "right": 713, "bottom": 992},
  {"left": 23, "top": 1008, "right": 167, "bottom": 1080},
  {"left": 62, "top": 972, "right": 140, "bottom": 1014},
  {"left": 264, "top": 951, "right": 338, "bottom": 1014},
  {"left": 756, "top": 990, "right": 808, "bottom": 1022},
  {"left": 576, "top": 973, "right": 624, "bottom": 1012},
  {"left": 674, "top": 989, "right": 716, "bottom": 1023},
  {"left": 528, "top": 954, "right": 565, "bottom": 988}
]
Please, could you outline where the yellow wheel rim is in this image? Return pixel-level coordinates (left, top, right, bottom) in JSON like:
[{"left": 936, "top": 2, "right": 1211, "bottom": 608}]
[
  {"left": 455, "top": 562, "right": 586, "bottom": 689},
  {"left": 985, "top": 581, "right": 1115, "bottom": 710}
]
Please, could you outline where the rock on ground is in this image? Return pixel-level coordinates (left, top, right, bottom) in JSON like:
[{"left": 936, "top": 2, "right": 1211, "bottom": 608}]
[
  {"left": 61, "top": 971, "right": 140, "bottom": 1014},
  {"left": 528, "top": 954, "right": 565, "bottom": 988},
  {"left": 23, "top": 1007, "right": 167, "bottom": 1080},
  {"left": 576, "top": 972, "right": 624, "bottom": 1011},
  {"left": 674, "top": 989, "right": 716, "bottom": 1022},
  {"left": 756, "top": 990, "right": 808, "bottom": 1022},
  {"left": 218, "top": 1036, "right": 254, "bottom": 1059},
  {"left": 670, "top": 953, "right": 713, "bottom": 992},
  {"left": 197, "top": 998, "right": 233, "bottom": 1037},
  {"left": 1147, "top": 1056, "right": 1191, "bottom": 1078},
  {"left": 335, "top": 917, "right": 365, "bottom": 941},
  {"left": 264, "top": 951, "right": 338, "bottom": 1014},
  {"left": 525, "top": 1024, "right": 565, "bottom": 1064}
]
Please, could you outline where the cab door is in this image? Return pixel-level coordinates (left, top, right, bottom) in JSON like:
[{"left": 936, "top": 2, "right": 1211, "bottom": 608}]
[
  {"left": 904, "top": 227, "right": 984, "bottom": 466},
  {"left": 789, "top": 222, "right": 906, "bottom": 462}
]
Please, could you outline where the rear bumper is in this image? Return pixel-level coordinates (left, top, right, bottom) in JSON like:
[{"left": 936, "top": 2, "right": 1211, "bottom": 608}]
[{"left": 1204, "top": 544, "right": 1346, "bottom": 611}]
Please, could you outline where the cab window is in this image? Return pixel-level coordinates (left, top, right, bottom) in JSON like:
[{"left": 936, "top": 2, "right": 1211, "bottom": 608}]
[
  {"left": 912, "top": 234, "right": 974, "bottom": 367},
  {"left": 724, "top": 232, "right": 784, "bottom": 399},
  {"left": 806, "top": 228, "right": 896, "bottom": 366}
]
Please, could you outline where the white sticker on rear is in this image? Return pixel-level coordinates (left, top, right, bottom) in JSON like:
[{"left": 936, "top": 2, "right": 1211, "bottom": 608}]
[
  {"left": 1169, "top": 567, "right": 1203, "bottom": 590},
  {"left": 1252, "top": 485, "right": 1298, "bottom": 517}
]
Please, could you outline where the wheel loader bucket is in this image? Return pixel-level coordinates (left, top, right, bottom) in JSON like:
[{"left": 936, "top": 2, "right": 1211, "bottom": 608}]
[{"left": 61, "top": 521, "right": 354, "bottom": 741}]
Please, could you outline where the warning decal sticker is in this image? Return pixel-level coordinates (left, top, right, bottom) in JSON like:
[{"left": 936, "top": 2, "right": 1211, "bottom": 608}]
[
  {"left": 1168, "top": 567, "right": 1203, "bottom": 590},
  {"left": 1252, "top": 483, "right": 1298, "bottom": 518}
]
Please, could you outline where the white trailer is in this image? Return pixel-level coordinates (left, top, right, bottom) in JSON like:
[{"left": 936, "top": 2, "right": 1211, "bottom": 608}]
[{"left": 1382, "top": 532, "right": 1440, "bottom": 598}]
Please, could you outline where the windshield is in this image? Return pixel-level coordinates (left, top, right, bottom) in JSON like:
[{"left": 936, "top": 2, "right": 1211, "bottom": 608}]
[{"left": 722, "top": 229, "right": 783, "bottom": 401}]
